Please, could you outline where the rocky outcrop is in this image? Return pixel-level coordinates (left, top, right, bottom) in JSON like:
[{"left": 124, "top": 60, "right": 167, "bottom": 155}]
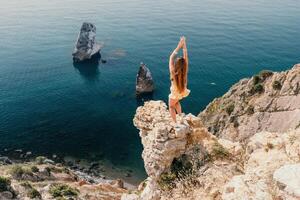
[
  {"left": 0, "top": 159, "right": 129, "bottom": 200},
  {"left": 128, "top": 100, "right": 300, "bottom": 200},
  {"left": 130, "top": 101, "right": 243, "bottom": 200},
  {"left": 136, "top": 63, "right": 154, "bottom": 95},
  {"left": 72, "top": 22, "right": 102, "bottom": 62},
  {"left": 199, "top": 64, "right": 300, "bottom": 142}
]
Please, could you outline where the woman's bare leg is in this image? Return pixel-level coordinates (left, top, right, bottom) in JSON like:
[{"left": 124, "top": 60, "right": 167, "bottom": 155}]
[
  {"left": 169, "top": 98, "right": 178, "bottom": 122},
  {"left": 175, "top": 101, "right": 182, "bottom": 115}
]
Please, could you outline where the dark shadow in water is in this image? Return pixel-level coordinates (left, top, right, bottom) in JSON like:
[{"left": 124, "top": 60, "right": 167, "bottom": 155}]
[
  {"left": 73, "top": 53, "right": 101, "bottom": 82},
  {"left": 136, "top": 92, "right": 154, "bottom": 107}
]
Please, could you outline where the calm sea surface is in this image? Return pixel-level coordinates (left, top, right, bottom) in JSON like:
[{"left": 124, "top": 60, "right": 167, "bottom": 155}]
[{"left": 0, "top": 0, "right": 300, "bottom": 182}]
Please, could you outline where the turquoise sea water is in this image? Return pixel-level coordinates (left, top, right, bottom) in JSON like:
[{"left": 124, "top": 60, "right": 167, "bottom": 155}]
[{"left": 0, "top": 0, "right": 300, "bottom": 182}]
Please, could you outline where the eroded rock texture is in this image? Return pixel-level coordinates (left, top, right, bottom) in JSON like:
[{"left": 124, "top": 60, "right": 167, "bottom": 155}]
[
  {"left": 127, "top": 100, "right": 300, "bottom": 200},
  {"left": 131, "top": 101, "right": 242, "bottom": 200},
  {"left": 199, "top": 64, "right": 300, "bottom": 142},
  {"left": 122, "top": 65, "right": 300, "bottom": 200},
  {"left": 222, "top": 129, "right": 300, "bottom": 200}
]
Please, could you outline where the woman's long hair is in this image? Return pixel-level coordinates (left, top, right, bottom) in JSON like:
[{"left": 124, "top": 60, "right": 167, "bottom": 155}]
[{"left": 174, "top": 57, "right": 188, "bottom": 93}]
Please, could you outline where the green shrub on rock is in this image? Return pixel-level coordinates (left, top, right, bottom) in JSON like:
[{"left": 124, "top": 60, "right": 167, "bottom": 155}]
[
  {"left": 229, "top": 116, "right": 239, "bottom": 127},
  {"left": 233, "top": 120, "right": 239, "bottom": 128},
  {"left": 10, "top": 165, "right": 25, "bottom": 178},
  {"left": 35, "top": 156, "right": 46, "bottom": 164},
  {"left": 250, "top": 83, "right": 264, "bottom": 94},
  {"left": 246, "top": 105, "right": 255, "bottom": 115},
  {"left": 211, "top": 142, "right": 230, "bottom": 160},
  {"left": 272, "top": 80, "right": 282, "bottom": 90},
  {"left": 21, "top": 181, "right": 42, "bottom": 199},
  {"left": 157, "top": 172, "right": 176, "bottom": 190},
  {"left": 31, "top": 166, "right": 39, "bottom": 173},
  {"left": 259, "top": 70, "right": 273, "bottom": 80},
  {"left": 44, "top": 167, "right": 51, "bottom": 173},
  {"left": 49, "top": 183, "right": 79, "bottom": 198},
  {"left": 249, "top": 70, "right": 272, "bottom": 95},
  {"left": 20, "top": 181, "right": 32, "bottom": 188},
  {"left": 254, "top": 84, "right": 264, "bottom": 93},
  {"left": 225, "top": 104, "right": 235, "bottom": 115},
  {"left": 253, "top": 75, "right": 261, "bottom": 85},
  {"left": 0, "top": 176, "right": 11, "bottom": 192},
  {"left": 206, "top": 99, "right": 221, "bottom": 114},
  {"left": 27, "top": 187, "right": 41, "bottom": 199},
  {"left": 10, "top": 165, "right": 33, "bottom": 179},
  {"left": 0, "top": 176, "right": 15, "bottom": 198}
]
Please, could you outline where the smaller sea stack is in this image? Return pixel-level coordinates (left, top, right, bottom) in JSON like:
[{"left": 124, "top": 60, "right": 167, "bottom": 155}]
[{"left": 136, "top": 63, "right": 154, "bottom": 95}]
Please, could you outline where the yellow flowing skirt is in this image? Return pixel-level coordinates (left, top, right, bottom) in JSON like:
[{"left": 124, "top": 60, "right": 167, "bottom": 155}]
[{"left": 168, "top": 86, "right": 190, "bottom": 100}]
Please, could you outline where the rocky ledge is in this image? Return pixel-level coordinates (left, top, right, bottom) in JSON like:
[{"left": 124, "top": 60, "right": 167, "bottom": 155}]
[{"left": 124, "top": 100, "right": 300, "bottom": 200}]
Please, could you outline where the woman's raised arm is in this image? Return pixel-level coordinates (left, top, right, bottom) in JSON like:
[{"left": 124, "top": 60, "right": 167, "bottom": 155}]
[
  {"left": 183, "top": 37, "right": 188, "bottom": 67},
  {"left": 169, "top": 37, "right": 184, "bottom": 72}
]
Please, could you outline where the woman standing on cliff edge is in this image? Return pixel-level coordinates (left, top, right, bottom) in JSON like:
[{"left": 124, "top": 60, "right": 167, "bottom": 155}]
[{"left": 169, "top": 36, "right": 190, "bottom": 122}]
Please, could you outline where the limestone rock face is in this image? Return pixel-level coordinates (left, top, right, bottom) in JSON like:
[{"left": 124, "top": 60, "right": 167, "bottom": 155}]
[
  {"left": 132, "top": 100, "right": 239, "bottom": 200},
  {"left": 121, "top": 193, "right": 139, "bottom": 200},
  {"left": 72, "top": 22, "right": 102, "bottom": 62},
  {"left": 273, "top": 164, "right": 300, "bottom": 198},
  {"left": 136, "top": 63, "right": 154, "bottom": 95},
  {"left": 134, "top": 101, "right": 186, "bottom": 179},
  {"left": 133, "top": 101, "right": 216, "bottom": 180},
  {"left": 130, "top": 100, "right": 300, "bottom": 200},
  {"left": 198, "top": 64, "right": 300, "bottom": 142},
  {"left": 222, "top": 129, "right": 300, "bottom": 200}
]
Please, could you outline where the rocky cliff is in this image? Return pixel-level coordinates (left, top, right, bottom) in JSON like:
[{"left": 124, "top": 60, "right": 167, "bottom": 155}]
[
  {"left": 2, "top": 65, "right": 298, "bottom": 200},
  {"left": 199, "top": 64, "right": 300, "bottom": 142},
  {"left": 124, "top": 64, "right": 300, "bottom": 200}
]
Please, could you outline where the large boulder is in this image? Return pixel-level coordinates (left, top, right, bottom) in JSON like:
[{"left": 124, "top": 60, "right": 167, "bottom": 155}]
[
  {"left": 72, "top": 22, "right": 102, "bottom": 62},
  {"left": 136, "top": 63, "right": 154, "bottom": 95},
  {"left": 0, "top": 157, "right": 12, "bottom": 165}
]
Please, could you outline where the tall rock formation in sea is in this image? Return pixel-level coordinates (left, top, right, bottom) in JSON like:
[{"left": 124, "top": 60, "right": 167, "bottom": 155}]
[
  {"left": 136, "top": 63, "right": 154, "bottom": 95},
  {"left": 72, "top": 22, "right": 102, "bottom": 62},
  {"left": 123, "top": 64, "right": 300, "bottom": 200}
]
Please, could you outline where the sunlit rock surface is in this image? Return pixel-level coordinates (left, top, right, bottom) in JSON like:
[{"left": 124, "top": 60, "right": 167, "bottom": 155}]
[
  {"left": 126, "top": 63, "right": 300, "bottom": 199},
  {"left": 199, "top": 64, "right": 300, "bottom": 142}
]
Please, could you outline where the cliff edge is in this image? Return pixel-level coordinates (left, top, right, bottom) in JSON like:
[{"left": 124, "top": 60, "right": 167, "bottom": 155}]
[
  {"left": 126, "top": 101, "right": 300, "bottom": 200},
  {"left": 199, "top": 64, "right": 300, "bottom": 142},
  {"left": 124, "top": 64, "right": 300, "bottom": 200}
]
